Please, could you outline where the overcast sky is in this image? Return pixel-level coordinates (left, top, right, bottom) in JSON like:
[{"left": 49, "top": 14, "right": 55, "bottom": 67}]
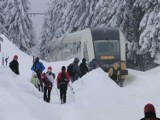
[
  {"left": 28, "top": 0, "right": 51, "bottom": 40},
  {"left": 29, "top": 0, "right": 50, "bottom": 13}
]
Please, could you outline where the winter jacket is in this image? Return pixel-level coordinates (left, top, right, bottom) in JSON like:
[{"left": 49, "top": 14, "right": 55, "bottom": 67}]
[
  {"left": 69, "top": 58, "right": 80, "bottom": 81},
  {"left": 79, "top": 62, "right": 88, "bottom": 77},
  {"left": 9, "top": 60, "right": 20, "bottom": 75},
  {"left": 31, "top": 61, "right": 45, "bottom": 72},
  {"left": 41, "top": 72, "right": 55, "bottom": 89},
  {"left": 71, "top": 63, "right": 81, "bottom": 81},
  {"left": 108, "top": 63, "right": 120, "bottom": 81},
  {"left": 30, "top": 76, "right": 40, "bottom": 88},
  {"left": 88, "top": 60, "right": 97, "bottom": 71},
  {"left": 57, "top": 71, "right": 70, "bottom": 87}
]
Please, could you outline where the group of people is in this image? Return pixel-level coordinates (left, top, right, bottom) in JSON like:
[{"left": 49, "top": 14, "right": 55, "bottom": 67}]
[
  {"left": 8, "top": 55, "right": 123, "bottom": 103},
  {"left": 8, "top": 55, "right": 90, "bottom": 104},
  {"left": 7, "top": 55, "right": 160, "bottom": 119},
  {"left": 9, "top": 55, "right": 122, "bottom": 103},
  {"left": 30, "top": 57, "right": 90, "bottom": 104}
]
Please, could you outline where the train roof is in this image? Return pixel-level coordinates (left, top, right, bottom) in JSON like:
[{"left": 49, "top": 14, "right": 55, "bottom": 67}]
[
  {"left": 90, "top": 27, "right": 120, "bottom": 40},
  {"left": 49, "top": 28, "right": 91, "bottom": 50},
  {"left": 49, "top": 27, "right": 121, "bottom": 50}
]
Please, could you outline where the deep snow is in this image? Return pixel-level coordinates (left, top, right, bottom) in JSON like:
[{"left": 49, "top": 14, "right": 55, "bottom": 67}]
[{"left": 0, "top": 34, "right": 160, "bottom": 120}]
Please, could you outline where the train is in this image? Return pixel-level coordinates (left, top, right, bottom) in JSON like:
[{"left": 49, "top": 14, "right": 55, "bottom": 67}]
[{"left": 48, "top": 27, "right": 127, "bottom": 72}]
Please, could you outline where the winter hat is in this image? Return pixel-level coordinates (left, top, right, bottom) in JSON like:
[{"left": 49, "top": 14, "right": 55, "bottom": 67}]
[
  {"left": 62, "top": 66, "right": 66, "bottom": 71},
  {"left": 82, "top": 58, "right": 86, "bottom": 63},
  {"left": 47, "top": 66, "right": 52, "bottom": 72},
  {"left": 14, "top": 55, "right": 18, "bottom": 59},
  {"left": 144, "top": 103, "right": 155, "bottom": 113},
  {"left": 113, "top": 62, "right": 119, "bottom": 68},
  {"left": 73, "top": 57, "right": 79, "bottom": 64},
  {"left": 35, "top": 57, "right": 39, "bottom": 62}
]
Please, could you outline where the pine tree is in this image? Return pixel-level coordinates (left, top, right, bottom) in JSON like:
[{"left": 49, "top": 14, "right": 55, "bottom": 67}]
[
  {"left": 40, "top": 0, "right": 160, "bottom": 69},
  {"left": 134, "top": 0, "right": 160, "bottom": 65},
  {"left": 0, "top": 0, "right": 7, "bottom": 35},
  {"left": 39, "top": 17, "right": 50, "bottom": 60},
  {"left": 5, "top": 0, "right": 35, "bottom": 53}
]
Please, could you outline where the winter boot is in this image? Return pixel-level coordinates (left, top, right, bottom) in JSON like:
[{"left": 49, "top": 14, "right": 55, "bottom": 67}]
[{"left": 61, "top": 99, "right": 64, "bottom": 104}]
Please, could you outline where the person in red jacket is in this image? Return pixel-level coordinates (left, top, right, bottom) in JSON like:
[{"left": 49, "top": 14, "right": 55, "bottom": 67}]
[
  {"left": 41, "top": 66, "right": 55, "bottom": 103},
  {"left": 57, "top": 66, "right": 70, "bottom": 104}
]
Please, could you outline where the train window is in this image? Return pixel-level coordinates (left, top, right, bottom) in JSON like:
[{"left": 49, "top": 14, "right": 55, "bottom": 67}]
[{"left": 94, "top": 40, "right": 120, "bottom": 60}]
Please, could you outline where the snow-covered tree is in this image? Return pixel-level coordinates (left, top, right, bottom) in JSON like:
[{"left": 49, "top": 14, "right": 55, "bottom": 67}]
[
  {"left": 40, "top": 0, "right": 160, "bottom": 70},
  {"left": 39, "top": 17, "right": 50, "bottom": 60},
  {"left": 40, "top": 0, "right": 70, "bottom": 59},
  {"left": 5, "top": 0, "right": 35, "bottom": 53},
  {"left": 134, "top": 0, "right": 160, "bottom": 66},
  {"left": 0, "top": 0, "right": 7, "bottom": 35}
]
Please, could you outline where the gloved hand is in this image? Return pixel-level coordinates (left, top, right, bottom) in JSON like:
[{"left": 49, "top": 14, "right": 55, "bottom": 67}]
[{"left": 57, "top": 86, "right": 60, "bottom": 89}]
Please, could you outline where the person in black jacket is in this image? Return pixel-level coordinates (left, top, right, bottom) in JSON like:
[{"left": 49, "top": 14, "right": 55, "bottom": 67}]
[
  {"left": 140, "top": 103, "right": 160, "bottom": 120},
  {"left": 9, "top": 55, "right": 20, "bottom": 75},
  {"left": 70, "top": 57, "right": 81, "bottom": 83},
  {"left": 79, "top": 58, "right": 88, "bottom": 77}
]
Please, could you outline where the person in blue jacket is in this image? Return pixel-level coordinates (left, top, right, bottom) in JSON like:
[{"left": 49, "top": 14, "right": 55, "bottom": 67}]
[{"left": 31, "top": 57, "right": 45, "bottom": 92}]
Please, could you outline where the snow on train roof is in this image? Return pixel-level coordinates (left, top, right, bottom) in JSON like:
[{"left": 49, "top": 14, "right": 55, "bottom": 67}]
[
  {"left": 49, "top": 28, "right": 91, "bottom": 50},
  {"left": 49, "top": 27, "right": 121, "bottom": 50},
  {"left": 90, "top": 27, "right": 120, "bottom": 40}
]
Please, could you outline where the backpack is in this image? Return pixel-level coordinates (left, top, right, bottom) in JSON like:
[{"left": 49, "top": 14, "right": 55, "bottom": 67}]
[
  {"left": 60, "top": 72, "right": 67, "bottom": 85},
  {"left": 67, "top": 63, "right": 74, "bottom": 76},
  {"left": 110, "top": 67, "right": 119, "bottom": 80}
]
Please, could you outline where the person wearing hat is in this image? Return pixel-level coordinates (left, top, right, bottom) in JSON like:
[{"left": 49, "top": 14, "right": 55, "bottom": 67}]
[
  {"left": 140, "top": 103, "right": 160, "bottom": 120},
  {"left": 70, "top": 57, "right": 81, "bottom": 83},
  {"left": 57, "top": 66, "right": 70, "bottom": 104},
  {"left": 41, "top": 66, "right": 55, "bottom": 103},
  {"left": 9, "top": 55, "right": 20, "bottom": 75},
  {"left": 79, "top": 58, "right": 88, "bottom": 77},
  {"left": 31, "top": 57, "right": 45, "bottom": 92},
  {"left": 30, "top": 72, "right": 40, "bottom": 89},
  {"left": 88, "top": 58, "right": 97, "bottom": 71},
  {"left": 108, "top": 62, "right": 120, "bottom": 84}
]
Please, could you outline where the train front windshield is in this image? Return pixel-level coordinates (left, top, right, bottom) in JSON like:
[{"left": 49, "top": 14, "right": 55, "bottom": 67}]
[{"left": 94, "top": 40, "right": 120, "bottom": 61}]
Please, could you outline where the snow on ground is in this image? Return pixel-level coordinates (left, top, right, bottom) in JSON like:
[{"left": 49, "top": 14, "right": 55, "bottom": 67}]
[{"left": 0, "top": 34, "right": 160, "bottom": 120}]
